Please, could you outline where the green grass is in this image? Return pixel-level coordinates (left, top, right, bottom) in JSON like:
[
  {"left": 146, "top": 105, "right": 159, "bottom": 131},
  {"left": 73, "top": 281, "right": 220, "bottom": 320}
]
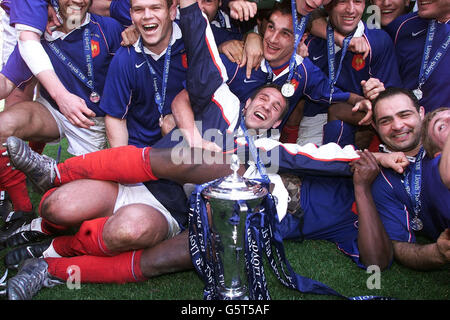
[{"left": 0, "top": 140, "right": 448, "bottom": 301}]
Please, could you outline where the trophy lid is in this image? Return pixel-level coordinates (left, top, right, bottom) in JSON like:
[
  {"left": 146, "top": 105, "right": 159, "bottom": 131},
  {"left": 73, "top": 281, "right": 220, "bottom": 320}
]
[{"left": 202, "top": 154, "right": 268, "bottom": 201}]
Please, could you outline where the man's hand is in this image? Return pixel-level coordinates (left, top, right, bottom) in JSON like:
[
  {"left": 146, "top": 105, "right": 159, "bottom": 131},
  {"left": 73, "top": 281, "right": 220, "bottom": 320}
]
[
  {"left": 350, "top": 150, "right": 380, "bottom": 187},
  {"left": 296, "top": 33, "right": 309, "bottom": 58},
  {"left": 160, "top": 114, "right": 176, "bottom": 136},
  {"left": 241, "top": 33, "right": 263, "bottom": 79},
  {"left": 219, "top": 40, "right": 245, "bottom": 65},
  {"left": 229, "top": 0, "right": 257, "bottom": 21},
  {"left": 121, "top": 25, "right": 139, "bottom": 46},
  {"left": 55, "top": 91, "right": 96, "bottom": 128},
  {"left": 352, "top": 99, "right": 373, "bottom": 126},
  {"left": 348, "top": 37, "right": 370, "bottom": 59},
  {"left": 437, "top": 228, "right": 450, "bottom": 263},
  {"left": 374, "top": 152, "right": 409, "bottom": 174},
  {"left": 361, "top": 78, "right": 385, "bottom": 101}
]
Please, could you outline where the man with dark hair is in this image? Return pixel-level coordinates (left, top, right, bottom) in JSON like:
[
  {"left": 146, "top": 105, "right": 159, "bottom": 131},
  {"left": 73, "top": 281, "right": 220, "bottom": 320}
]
[{"left": 354, "top": 87, "right": 449, "bottom": 270}]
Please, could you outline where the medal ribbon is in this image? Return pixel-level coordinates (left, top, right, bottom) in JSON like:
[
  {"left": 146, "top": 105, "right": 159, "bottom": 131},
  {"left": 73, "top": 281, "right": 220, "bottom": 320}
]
[
  {"left": 417, "top": 20, "right": 450, "bottom": 92},
  {"left": 46, "top": 28, "right": 98, "bottom": 98},
  {"left": 285, "top": 0, "right": 309, "bottom": 83},
  {"left": 402, "top": 147, "right": 424, "bottom": 228},
  {"left": 326, "top": 22, "right": 353, "bottom": 104},
  {"left": 240, "top": 117, "right": 270, "bottom": 184},
  {"left": 139, "top": 37, "right": 172, "bottom": 120}
]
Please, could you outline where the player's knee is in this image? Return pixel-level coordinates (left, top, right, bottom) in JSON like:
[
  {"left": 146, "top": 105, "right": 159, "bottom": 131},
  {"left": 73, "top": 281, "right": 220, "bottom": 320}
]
[
  {"left": 105, "top": 208, "right": 167, "bottom": 248},
  {"left": 40, "top": 190, "right": 79, "bottom": 225}
]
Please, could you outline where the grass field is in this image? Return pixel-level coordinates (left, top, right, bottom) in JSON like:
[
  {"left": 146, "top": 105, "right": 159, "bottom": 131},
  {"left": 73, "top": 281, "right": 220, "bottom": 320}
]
[{"left": 0, "top": 140, "right": 448, "bottom": 303}]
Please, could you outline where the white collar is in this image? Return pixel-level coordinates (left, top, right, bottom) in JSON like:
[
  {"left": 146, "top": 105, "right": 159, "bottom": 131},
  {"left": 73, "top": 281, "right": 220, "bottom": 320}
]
[
  {"left": 44, "top": 13, "right": 91, "bottom": 41},
  {"left": 133, "top": 22, "right": 182, "bottom": 61}
]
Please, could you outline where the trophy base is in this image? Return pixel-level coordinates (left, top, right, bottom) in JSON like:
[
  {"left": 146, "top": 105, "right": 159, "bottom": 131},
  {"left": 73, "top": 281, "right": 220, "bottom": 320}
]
[{"left": 218, "top": 286, "right": 249, "bottom": 300}]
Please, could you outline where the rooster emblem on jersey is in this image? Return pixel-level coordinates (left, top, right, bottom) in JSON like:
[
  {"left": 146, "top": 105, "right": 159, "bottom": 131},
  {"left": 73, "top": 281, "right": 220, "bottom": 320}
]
[
  {"left": 91, "top": 40, "right": 100, "bottom": 58},
  {"left": 352, "top": 54, "right": 365, "bottom": 71}
]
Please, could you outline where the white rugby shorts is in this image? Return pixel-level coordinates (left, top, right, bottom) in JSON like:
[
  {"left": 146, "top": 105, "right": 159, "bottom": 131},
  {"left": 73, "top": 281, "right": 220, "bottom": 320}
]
[
  {"left": 114, "top": 183, "right": 181, "bottom": 239},
  {"left": 38, "top": 96, "right": 107, "bottom": 156}
]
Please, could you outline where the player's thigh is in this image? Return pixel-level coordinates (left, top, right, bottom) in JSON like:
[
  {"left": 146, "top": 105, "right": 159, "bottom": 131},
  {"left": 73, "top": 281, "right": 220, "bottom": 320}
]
[
  {"left": 0, "top": 100, "right": 60, "bottom": 142},
  {"left": 41, "top": 179, "right": 119, "bottom": 227},
  {"left": 103, "top": 203, "right": 169, "bottom": 251}
]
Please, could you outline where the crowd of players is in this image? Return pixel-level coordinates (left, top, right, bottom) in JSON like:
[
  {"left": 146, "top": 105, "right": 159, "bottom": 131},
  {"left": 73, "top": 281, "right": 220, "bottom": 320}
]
[{"left": 0, "top": 0, "right": 448, "bottom": 300}]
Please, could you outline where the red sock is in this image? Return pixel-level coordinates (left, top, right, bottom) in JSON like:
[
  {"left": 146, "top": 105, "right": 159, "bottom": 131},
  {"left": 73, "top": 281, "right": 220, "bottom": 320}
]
[
  {"left": 28, "top": 141, "right": 46, "bottom": 154},
  {"left": 0, "top": 151, "right": 32, "bottom": 212},
  {"left": 56, "top": 146, "right": 157, "bottom": 186},
  {"left": 46, "top": 250, "right": 147, "bottom": 284},
  {"left": 52, "top": 217, "right": 112, "bottom": 257}
]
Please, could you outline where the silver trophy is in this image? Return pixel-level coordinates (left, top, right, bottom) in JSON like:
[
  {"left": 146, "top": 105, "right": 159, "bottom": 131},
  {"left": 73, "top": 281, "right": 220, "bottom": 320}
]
[{"left": 201, "top": 155, "right": 268, "bottom": 299}]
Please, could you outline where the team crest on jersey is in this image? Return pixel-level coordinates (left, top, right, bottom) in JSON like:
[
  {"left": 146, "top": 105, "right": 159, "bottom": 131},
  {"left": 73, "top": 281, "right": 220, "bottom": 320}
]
[
  {"left": 291, "top": 78, "right": 299, "bottom": 90},
  {"left": 181, "top": 52, "right": 188, "bottom": 69},
  {"left": 91, "top": 40, "right": 100, "bottom": 58},
  {"left": 352, "top": 54, "right": 365, "bottom": 71}
]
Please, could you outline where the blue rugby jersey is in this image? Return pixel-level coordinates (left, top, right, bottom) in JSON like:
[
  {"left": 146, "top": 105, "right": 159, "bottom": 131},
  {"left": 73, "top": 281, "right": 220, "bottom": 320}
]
[
  {"left": 99, "top": 23, "right": 188, "bottom": 148},
  {"left": 1, "top": 13, "right": 124, "bottom": 117},
  {"left": 370, "top": 153, "right": 449, "bottom": 244},
  {"left": 304, "top": 23, "right": 402, "bottom": 117},
  {"left": 385, "top": 12, "right": 450, "bottom": 113},
  {"left": 421, "top": 155, "right": 450, "bottom": 240}
]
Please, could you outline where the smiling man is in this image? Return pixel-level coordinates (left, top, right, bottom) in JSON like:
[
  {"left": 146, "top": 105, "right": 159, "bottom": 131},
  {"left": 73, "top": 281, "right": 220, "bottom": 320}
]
[
  {"left": 354, "top": 88, "right": 450, "bottom": 271},
  {"left": 100, "top": 0, "right": 187, "bottom": 148}
]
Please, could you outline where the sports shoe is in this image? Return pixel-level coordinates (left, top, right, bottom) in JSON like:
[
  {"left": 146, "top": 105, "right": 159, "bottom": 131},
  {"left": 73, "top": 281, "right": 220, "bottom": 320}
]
[
  {"left": 7, "top": 258, "right": 61, "bottom": 300},
  {"left": 3, "top": 217, "right": 48, "bottom": 248},
  {"left": 0, "top": 211, "right": 35, "bottom": 247},
  {"left": 3, "top": 136, "right": 59, "bottom": 194},
  {"left": 4, "top": 239, "right": 52, "bottom": 269},
  {"left": 6, "top": 229, "right": 50, "bottom": 248}
]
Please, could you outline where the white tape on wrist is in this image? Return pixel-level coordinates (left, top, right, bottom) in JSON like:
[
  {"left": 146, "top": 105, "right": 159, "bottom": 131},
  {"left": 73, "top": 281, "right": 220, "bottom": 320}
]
[{"left": 18, "top": 39, "right": 54, "bottom": 76}]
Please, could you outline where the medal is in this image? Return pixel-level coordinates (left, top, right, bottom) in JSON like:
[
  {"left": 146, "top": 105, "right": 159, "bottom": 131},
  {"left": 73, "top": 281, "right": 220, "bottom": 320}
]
[
  {"left": 90, "top": 91, "right": 100, "bottom": 103},
  {"left": 410, "top": 216, "right": 423, "bottom": 231},
  {"left": 413, "top": 88, "right": 423, "bottom": 100},
  {"left": 159, "top": 114, "right": 164, "bottom": 127},
  {"left": 281, "top": 82, "right": 295, "bottom": 98}
]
